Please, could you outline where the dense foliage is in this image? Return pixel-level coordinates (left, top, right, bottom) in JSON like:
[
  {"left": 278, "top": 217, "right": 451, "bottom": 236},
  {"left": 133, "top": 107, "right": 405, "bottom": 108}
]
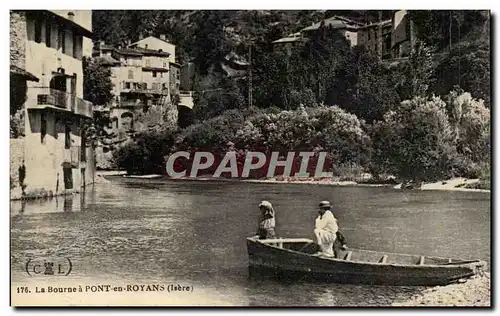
[
  {"left": 115, "top": 90, "right": 490, "bottom": 184},
  {"left": 83, "top": 57, "right": 114, "bottom": 106},
  {"left": 92, "top": 10, "right": 490, "bottom": 184},
  {"left": 10, "top": 74, "right": 27, "bottom": 138},
  {"left": 82, "top": 57, "right": 115, "bottom": 147}
]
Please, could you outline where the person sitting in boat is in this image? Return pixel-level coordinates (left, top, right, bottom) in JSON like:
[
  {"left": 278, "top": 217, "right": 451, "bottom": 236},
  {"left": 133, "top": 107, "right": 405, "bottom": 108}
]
[
  {"left": 257, "top": 200, "right": 276, "bottom": 240},
  {"left": 314, "top": 201, "right": 347, "bottom": 257}
]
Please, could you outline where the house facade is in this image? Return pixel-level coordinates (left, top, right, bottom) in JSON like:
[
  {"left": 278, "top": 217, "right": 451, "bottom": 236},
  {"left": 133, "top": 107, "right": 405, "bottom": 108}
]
[
  {"left": 391, "top": 10, "right": 415, "bottom": 59},
  {"left": 10, "top": 10, "right": 95, "bottom": 198},
  {"left": 94, "top": 40, "right": 175, "bottom": 135},
  {"left": 272, "top": 11, "right": 413, "bottom": 61},
  {"left": 357, "top": 20, "right": 392, "bottom": 59}
]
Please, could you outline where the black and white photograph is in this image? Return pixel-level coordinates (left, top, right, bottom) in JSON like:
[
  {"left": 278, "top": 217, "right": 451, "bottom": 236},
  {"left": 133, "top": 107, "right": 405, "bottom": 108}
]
[{"left": 9, "top": 8, "right": 491, "bottom": 307}]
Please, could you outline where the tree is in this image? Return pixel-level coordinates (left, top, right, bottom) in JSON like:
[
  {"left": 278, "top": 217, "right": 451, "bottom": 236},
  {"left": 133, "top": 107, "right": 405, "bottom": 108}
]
[
  {"left": 409, "top": 10, "right": 489, "bottom": 51},
  {"left": 82, "top": 57, "right": 114, "bottom": 106},
  {"left": 433, "top": 40, "right": 490, "bottom": 107},
  {"left": 82, "top": 57, "right": 114, "bottom": 148},
  {"left": 396, "top": 41, "right": 435, "bottom": 101},
  {"left": 327, "top": 46, "right": 400, "bottom": 122},
  {"left": 192, "top": 11, "right": 231, "bottom": 75},
  {"left": 298, "top": 24, "right": 351, "bottom": 102},
  {"left": 10, "top": 74, "right": 28, "bottom": 137},
  {"left": 192, "top": 74, "right": 246, "bottom": 121},
  {"left": 370, "top": 96, "right": 456, "bottom": 182},
  {"left": 253, "top": 49, "right": 294, "bottom": 109},
  {"left": 444, "top": 90, "right": 490, "bottom": 164}
]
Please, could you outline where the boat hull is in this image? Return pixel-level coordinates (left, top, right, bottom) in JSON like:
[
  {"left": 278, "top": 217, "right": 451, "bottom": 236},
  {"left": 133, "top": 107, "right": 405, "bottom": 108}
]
[{"left": 247, "top": 238, "right": 486, "bottom": 286}]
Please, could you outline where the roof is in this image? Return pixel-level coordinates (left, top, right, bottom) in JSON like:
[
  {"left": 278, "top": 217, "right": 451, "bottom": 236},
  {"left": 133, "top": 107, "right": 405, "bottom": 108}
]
[
  {"left": 135, "top": 47, "right": 170, "bottom": 57},
  {"left": 169, "top": 61, "right": 181, "bottom": 68},
  {"left": 115, "top": 47, "right": 170, "bottom": 57},
  {"left": 357, "top": 19, "right": 392, "bottom": 30},
  {"left": 224, "top": 52, "right": 250, "bottom": 67},
  {"left": 96, "top": 55, "right": 121, "bottom": 66},
  {"left": 272, "top": 36, "right": 302, "bottom": 44},
  {"left": 115, "top": 48, "right": 143, "bottom": 57},
  {"left": 130, "top": 36, "right": 172, "bottom": 46},
  {"left": 300, "top": 15, "right": 366, "bottom": 33},
  {"left": 10, "top": 65, "right": 39, "bottom": 82},
  {"left": 301, "top": 16, "right": 351, "bottom": 32},
  {"left": 221, "top": 63, "right": 247, "bottom": 78},
  {"left": 100, "top": 44, "right": 115, "bottom": 51},
  {"left": 29, "top": 10, "right": 93, "bottom": 39}
]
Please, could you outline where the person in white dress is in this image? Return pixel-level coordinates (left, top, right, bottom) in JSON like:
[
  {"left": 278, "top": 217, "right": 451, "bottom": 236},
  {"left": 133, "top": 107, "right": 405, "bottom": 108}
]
[{"left": 314, "top": 200, "right": 345, "bottom": 257}]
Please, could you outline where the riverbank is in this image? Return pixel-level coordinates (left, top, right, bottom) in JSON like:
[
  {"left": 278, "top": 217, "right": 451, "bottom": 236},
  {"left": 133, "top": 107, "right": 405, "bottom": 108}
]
[
  {"left": 10, "top": 174, "right": 110, "bottom": 201},
  {"left": 392, "top": 273, "right": 490, "bottom": 306},
  {"left": 99, "top": 171, "right": 490, "bottom": 193},
  {"left": 245, "top": 177, "right": 490, "bottom": 193},
  {"left": 10, "top": 187, "right": 80, "bottom": 201}
]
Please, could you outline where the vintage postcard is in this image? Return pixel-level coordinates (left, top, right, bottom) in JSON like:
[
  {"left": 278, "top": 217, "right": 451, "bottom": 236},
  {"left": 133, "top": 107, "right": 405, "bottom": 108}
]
[{"left": 10, "top": 9, "right": 491, "bottom": 307}]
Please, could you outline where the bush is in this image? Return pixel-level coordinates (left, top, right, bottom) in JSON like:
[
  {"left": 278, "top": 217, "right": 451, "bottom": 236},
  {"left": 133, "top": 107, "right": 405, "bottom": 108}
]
[
  {"left": 114, "top": 130, "right": 176, "bottom": 175},
  {"left": 370, "top": 96, "right": 457, "bottom": 182}
]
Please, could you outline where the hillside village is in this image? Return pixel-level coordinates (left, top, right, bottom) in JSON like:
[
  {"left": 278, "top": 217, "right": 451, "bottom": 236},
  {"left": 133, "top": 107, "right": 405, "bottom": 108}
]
[{"left": 10, "top": 10, "right": 490, "bottom": 199}]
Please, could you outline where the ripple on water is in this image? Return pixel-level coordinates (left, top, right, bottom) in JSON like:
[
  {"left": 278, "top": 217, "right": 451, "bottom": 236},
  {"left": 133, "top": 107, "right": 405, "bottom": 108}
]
[{"left": 10, "top": 182, "right": 490, "bottom": 306}]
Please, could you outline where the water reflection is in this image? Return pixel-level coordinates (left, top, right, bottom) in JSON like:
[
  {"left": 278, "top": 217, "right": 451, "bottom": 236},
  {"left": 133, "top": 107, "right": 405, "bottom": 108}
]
[
  {"left": 10, "top": 191, "right": 89, "bottom": 216},
  {"left": 10, "top": 179, "right": 490, "bottom": 306}
]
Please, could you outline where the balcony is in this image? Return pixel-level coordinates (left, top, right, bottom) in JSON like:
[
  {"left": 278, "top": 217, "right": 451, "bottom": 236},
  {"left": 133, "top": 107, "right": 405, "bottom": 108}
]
[
  {"left": 31, "top": 87, "right": 93, "bottom": 118},
  {"left": 130, "top": 87, "right": 169, "bottom": 96},
  {"left": 123, "top": 82, "right": 169, "bottom": 96},
  {"left": 119, "top": 99, "right": 147, "bottom": 107}
]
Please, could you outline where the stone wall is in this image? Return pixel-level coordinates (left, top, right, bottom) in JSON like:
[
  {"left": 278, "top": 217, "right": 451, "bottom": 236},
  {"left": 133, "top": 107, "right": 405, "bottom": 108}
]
[
  {"left": 10, "top": 138, "right": 25, "bottom": 188},
  {"left": 10, "top": 11, "right": 26, "bottom": 68}
]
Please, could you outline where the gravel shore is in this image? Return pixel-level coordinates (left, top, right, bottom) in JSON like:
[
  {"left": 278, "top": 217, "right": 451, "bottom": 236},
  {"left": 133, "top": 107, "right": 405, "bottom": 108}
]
[{"left": 392, "top": 273, "right": 491, "bottom": 307}]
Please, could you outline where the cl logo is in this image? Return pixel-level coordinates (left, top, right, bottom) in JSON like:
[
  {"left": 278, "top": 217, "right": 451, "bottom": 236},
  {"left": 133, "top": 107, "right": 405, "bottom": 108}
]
[{"left": 25, "top": 257, "right": 72, "bottom": 277}]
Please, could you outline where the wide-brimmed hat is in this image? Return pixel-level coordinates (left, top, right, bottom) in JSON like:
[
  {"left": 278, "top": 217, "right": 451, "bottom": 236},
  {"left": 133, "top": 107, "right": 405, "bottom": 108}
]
[
  {"left": 319, "top": 200, "right": 331, "bottom": 209},
  {"left": 259, "top": 200, "right": 273, "bottom": 209}
]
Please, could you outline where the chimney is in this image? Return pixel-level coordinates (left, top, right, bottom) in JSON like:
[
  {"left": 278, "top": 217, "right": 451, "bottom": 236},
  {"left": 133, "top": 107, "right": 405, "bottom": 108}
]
[
  {"left": 67, "top": 11, "right": 75, "bottom": 21},
  {"left": 99, "top": 41, "right": 105, "bottom": 57},
  {"left": 160, "top": 34, "right": 166, "bottom": 41}
]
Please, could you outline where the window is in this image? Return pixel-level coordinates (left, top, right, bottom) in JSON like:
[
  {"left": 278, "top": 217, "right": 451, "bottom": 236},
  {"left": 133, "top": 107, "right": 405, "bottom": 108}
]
[
  {"left": 34, "top": 17, "right": 42, "bottom": 43},
  {"left": 40, "top": 113, "right": 47, "bottom": 143},
  {"left": 152, "top": 71, "right": 157, "bottom": 78},
  {"left": 163, "top": 62, "right": 167, "bottom": 68},
  {"left": 124, "top": 82, "right": 131, "bottom": 89},
  {"left": 73, "top": 35, "right": 81, "bottom": 59},
  {"left": 128, "top": 69, "right": 133, "bottom": 79},
  {"left": 65, "top": 125, "right": 71, "bottom": 149},
  {"left": 145, "top": 59, "right": 151, "bottom": 67},
  {"left": 160, "top": 72, "right": 163, "bottom": 78},
  {"left": 58, "top": 25, "right": 65, "bottom": 52},
  {"left": 45, "top": 22, "right": 51, "bottom": 47},
  {"left": 54, "top": 119, "right": 59, "bottom": 139}
]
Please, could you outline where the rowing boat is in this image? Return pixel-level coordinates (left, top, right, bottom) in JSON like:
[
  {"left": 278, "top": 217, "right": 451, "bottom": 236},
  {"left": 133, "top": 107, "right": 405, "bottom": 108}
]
[{"left": 246, "top": 236, "right": 486, "bottom": 286}]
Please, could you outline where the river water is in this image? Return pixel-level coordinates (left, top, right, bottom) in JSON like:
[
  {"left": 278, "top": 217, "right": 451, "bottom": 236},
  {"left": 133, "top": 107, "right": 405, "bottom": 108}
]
[{"left": 10, "top": 178, "right": 491, "bottom": 306}]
